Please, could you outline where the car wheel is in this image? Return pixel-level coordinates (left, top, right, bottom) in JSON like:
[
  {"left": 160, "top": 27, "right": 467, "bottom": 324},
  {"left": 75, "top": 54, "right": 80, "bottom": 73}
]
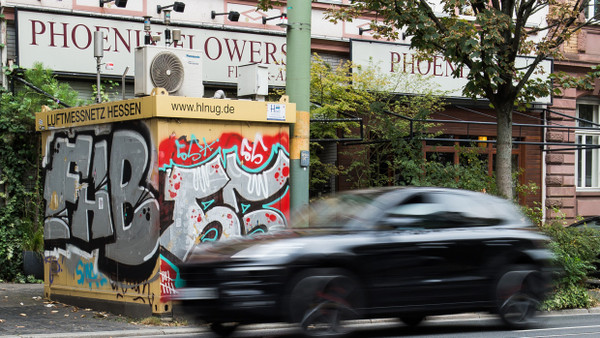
[
  {"left": 208, "top": 321, "right": 239, "bottom": 337},
  {"left": 399, "top": 314, "right": 425, "bottom": 327},
  {"left": 288, "top": 268, "right": 364, "bottom": 337},
  {"left": 496, "top": 265, "right": 541, "bottom": 329}
]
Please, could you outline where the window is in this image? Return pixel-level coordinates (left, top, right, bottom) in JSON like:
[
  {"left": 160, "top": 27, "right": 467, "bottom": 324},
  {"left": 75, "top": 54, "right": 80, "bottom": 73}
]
[
  {"left": 381, "top": 192, "right": 513, "bottom": 229},
  {"left": 576, "top": 102, "right": 600, "bottom": 189},
  {"left": 585, "top": 0, "right": 600, "bottom": 20}
]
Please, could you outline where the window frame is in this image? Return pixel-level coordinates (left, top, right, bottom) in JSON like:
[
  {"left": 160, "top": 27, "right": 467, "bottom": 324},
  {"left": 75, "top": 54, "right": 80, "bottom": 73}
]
[
  {"left": 575, "top": 100, "right": 600, "bottom": 191},
  {"left": 585, "top": 0, "right": 600, "bottom": 21}
]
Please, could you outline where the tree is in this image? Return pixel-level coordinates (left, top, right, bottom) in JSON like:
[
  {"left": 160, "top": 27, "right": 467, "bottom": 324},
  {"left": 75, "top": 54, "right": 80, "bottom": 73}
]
[
  {"left": 260, "top": 0, "right": 596, "bottom": 200},
  {"left": 308, "top": 55, "right": 497, "bottom": 196}
]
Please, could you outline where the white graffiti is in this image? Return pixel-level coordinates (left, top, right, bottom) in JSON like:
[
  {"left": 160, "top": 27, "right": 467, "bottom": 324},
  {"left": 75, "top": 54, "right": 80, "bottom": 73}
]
[
  {"left": 241, "top": 133, "right": 268, "bottom": 164},
  {"left": 160, "top": 270, "right": 178, "bottom": 296},
  {"left": 161, "top": 146, "right": 289, "bottom": 262}
]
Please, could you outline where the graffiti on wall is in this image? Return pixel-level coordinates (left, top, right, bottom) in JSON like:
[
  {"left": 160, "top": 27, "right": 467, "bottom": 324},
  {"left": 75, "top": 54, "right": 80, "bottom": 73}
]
[
  {"left": 43, "top": 122, "right": 160, "bottom": 284},
  {"left": 42, "top": 121, "right": 290, "bottom": 306},
  {"left": 76, "top": 258, "right": 108, "bottom": 288},
  {"left": 158, "top": 131, "right": 290, "bottom": 263}
]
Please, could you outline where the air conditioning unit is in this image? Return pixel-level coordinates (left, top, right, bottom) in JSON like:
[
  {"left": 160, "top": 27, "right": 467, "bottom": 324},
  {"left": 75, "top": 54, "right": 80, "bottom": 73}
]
[{"left": 134, "top": 46, "right": 204, "bottom": 97}]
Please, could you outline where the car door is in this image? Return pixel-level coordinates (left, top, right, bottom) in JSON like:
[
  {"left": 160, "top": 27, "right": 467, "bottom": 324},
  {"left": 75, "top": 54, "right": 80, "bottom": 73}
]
[
  {"left": 355, "top": 191, "right": 494, "bottom": 311},
  {"left": 353, "top": 192, "right": 450, "bottom": 310},
  {"left": 413, "top": 191, "right": 502, "bottom": 305}
]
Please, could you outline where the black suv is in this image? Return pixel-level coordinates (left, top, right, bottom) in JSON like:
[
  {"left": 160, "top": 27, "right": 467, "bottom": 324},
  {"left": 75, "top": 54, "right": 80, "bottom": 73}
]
[{"left": 173, "top": 187, "right": 556, "bottom": 337}]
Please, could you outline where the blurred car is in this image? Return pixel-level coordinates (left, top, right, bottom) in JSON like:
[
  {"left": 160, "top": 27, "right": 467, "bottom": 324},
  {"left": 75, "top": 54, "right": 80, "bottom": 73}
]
[
  {"left": 567, "top": 216, "right": 600, "bottom": 277},
  {"left": 568, "top": 216, "right": 600, "bottom": 229},
  {"left": 172, "top": 187, "right": 556, "bottom": 337}
]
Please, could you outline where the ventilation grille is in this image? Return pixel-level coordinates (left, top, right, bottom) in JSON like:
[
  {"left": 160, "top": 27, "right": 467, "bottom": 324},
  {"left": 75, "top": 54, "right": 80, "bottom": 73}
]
[{"left": 150, "top": 51, "right": 184, "bottom": 93}]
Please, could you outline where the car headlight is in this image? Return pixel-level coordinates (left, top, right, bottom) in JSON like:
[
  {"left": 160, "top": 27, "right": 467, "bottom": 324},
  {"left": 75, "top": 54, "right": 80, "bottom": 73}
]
[{"left": 232, "top": 243, "right": 304, "bottom": 259}]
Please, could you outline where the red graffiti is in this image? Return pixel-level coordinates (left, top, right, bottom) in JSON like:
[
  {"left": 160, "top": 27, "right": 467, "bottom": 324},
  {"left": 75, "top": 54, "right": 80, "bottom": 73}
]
[
  {"left": 158, "top": 132, "right": 289, "bottom": 170},
  {"left": 160, "top": 259, "right": 178, "bottom": 302}
]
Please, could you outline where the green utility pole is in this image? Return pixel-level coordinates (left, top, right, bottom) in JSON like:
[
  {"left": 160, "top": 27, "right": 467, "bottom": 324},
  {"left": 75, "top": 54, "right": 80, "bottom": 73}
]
[{"left": 286, "top": 0, "right": 311, "bottom": 216}]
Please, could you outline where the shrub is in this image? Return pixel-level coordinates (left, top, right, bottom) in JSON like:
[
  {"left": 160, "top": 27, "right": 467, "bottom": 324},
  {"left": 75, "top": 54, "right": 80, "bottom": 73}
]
[
  {"left": 0, "top": 63, "right": 82, "bottom": 281},
  {"left": 540, "top": 221, "right": 600, "bottom": 310}
]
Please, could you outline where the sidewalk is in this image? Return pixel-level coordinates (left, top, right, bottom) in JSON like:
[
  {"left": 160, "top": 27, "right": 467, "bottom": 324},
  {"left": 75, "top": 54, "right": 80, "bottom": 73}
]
[{"left": 0, "top": 283, "right": 203, "bottom": 337}]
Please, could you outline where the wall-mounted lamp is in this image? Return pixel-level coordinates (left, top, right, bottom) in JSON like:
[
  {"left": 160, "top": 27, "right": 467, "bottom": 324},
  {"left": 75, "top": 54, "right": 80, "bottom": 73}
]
[
  {"left": 99, "top": 0, "right": 127, "bottom": 8},
  {"left": 262, "top": 13, "right": 287, "bottom": 25},
  {"left": 359, "top": 26, "right": 372, "bottom": 35},
  {"left": 211, "top": 11, "right": 240, "bottom": 22},
  {"left": 157, "top": 1, "right": 185, "bottom": 14}
]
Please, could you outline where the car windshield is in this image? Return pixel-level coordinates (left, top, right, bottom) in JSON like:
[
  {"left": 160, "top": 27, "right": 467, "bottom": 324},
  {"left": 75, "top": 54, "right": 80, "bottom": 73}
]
[{"left": 290, "top": 191, "right": 386, "bottom": 229}]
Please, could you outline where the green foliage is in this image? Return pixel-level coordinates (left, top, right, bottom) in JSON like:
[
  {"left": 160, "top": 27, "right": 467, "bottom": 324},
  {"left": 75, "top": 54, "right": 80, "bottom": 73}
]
[
  {"left": 551, "top": 65, "right": 600, "bottom": 94},
  {"left": 540, "top": 221, "right": 600, "bottom": 310},
  {"left": 308, "top": 55, "right": 400, "bottom": 196},
  {"left": 307, "top": 54, "right": 499, "bottom": 195},
  {"left": 392, "top": 144, "right": 497, "bottom": 193},
  {"left": 516, "top": 177, "right": 544, "bottom": 226},
  {"left": 315, "top": 0, "right": 589, "bottom": 200},
  {"left": 322, "top": 0, "right": 577, "bottom": 106},
  {"left": 0, "top": 63, "right": 83, "bottom": 281},
  {"left": 542, "top": 284, "right": 594, "bottom": 310},
  {"left": 91, "top": 80, "right": 121, "bottom": 103},
  {"left": 500, "top": 181, "right": 599, "bottom": 310}
]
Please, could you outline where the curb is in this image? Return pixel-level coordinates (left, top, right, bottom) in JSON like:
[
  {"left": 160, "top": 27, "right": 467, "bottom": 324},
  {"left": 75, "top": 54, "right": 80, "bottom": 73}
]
[{"left": 1, "top": 327, "right": 205, "bottom": 338}]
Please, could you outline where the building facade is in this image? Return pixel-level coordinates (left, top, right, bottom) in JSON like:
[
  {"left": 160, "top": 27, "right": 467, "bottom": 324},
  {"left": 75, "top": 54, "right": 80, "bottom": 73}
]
[
  {"left": 0, "top": 1, "right": 595, "bottom": 219},
  {"left": 544, "top": 18, "right": 600, "bottom": 221}
]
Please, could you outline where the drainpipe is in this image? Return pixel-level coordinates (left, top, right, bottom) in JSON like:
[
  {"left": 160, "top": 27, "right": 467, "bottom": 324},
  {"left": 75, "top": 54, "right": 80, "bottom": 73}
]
[
  {"left": 286, "top": 0, "right": 311, "bottom": 217},
  {"left": 542, "top": 110, "right": 547, "bottom": 223},
  {"left": 0, "top": 6, "right": 8, "bottom": 90}
]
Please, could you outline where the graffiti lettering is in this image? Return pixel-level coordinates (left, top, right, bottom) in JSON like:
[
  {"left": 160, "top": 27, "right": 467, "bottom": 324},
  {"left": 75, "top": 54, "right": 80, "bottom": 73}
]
[
  {"left": 241, "top": 133, "right": 268, "bottom": 165},
  {"left": 76, "top": 260, "right": 108, "bottom": 288},
  {"left": 43, "top": 123, "right": 159, "bottom": 283},
  {"left": 110, "top": 280, "right": 155, "bottom": 306},
  {"left": 44, "top": 255, "right": 62, "bottom": 285},
  {"left": 159, "top": 132, "right": 290, "bottom": 262}
]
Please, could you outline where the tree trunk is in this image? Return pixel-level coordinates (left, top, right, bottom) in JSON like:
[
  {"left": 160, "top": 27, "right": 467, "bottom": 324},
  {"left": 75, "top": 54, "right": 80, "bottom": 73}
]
[{"left": 496, "top": 105, "right": 513, "bottom": 200}]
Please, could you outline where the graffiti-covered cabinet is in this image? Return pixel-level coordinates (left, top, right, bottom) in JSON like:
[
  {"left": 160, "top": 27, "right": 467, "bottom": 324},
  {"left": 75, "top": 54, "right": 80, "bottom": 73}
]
[{"left": 36, "top": 94, "right": 295, "bottom": 317}]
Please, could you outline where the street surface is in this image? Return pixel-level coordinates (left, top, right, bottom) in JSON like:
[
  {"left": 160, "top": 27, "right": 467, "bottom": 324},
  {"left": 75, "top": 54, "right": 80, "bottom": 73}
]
[
  {"left": 132, "top": 313, "right": 600, "bottom": 338},
  {"left": 3, "top": 282, "right": 600, "bottom": 337}
]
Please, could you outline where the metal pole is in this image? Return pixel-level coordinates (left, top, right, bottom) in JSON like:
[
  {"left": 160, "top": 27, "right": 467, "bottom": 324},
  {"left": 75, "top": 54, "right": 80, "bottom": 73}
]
[
  {"left": 96, "top": 58, "right": 102, "bottom": 103},
  {"left": 286, "top": 0, "right": 311, "bottom": 217},
  {"left": 122, "top": 67, "right": 129, "bottom": 100},
  {"left": 94, "top": 31, "right": 104, "bottom": 103}
]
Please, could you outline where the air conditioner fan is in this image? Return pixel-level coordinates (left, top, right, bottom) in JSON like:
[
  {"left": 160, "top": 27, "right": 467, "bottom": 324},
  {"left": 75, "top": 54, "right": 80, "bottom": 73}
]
[{"left": 150, "top": 51, "right": 184, "bottom": 93}]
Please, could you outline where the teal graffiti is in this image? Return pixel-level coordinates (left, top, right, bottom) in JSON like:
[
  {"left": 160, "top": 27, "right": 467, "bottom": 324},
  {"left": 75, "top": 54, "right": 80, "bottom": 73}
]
[
  {"left": 176, "top": 135, "right": 218, "bottom": 161},
  {"left": 160, "top": 255, "right": 186, "bottom": 288},
  {"left": 201, "top": 200, "right": 215, "bottom": 210},
  {"left": 241, "top": 203, "right": 251, "bottom": 213},
  {"left": 75, "top": 261, "right": 107, "bottom": 289},
  {"left": 201, "top": 228, "right": 219, "bottom": 242}
]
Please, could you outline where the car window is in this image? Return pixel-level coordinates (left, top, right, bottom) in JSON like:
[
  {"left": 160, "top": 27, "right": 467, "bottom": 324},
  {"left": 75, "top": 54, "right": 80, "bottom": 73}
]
[
  {"left": 572, "top": 217, "right": 600, "bottom": 229},
  {"left": 380, "top": 191, "right": 509, "bottom": 229},
  {"left": 431, "top": 192, "right": 506, "bottom": 227},
  {"left": 379, "top": 194, "right": 444, "bottom": 229},
  {"left": 299, "top": 193, "right": 383, "bottom": 229}
]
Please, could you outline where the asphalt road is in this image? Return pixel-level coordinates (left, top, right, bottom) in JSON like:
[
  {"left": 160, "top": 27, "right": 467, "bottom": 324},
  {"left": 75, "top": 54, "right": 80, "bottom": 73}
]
[
  {"left": 3, "top": 282, "right": 600, "bottom": 338},
  {"left": 130, "top": 312, "right": 600, "bottom": 338}
]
